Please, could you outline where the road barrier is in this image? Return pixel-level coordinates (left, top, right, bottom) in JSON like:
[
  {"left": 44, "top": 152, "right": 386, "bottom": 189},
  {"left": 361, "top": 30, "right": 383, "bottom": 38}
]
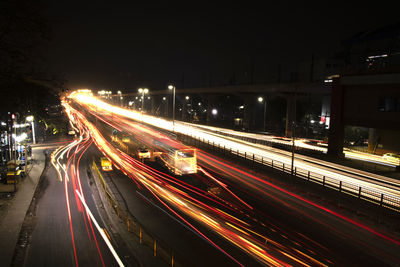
[
  {"left": 91, "top": 161, "right": 188, "bottom": 267},
  {"left": 178, "top": 133, "right": 400, "bottom": 212}
]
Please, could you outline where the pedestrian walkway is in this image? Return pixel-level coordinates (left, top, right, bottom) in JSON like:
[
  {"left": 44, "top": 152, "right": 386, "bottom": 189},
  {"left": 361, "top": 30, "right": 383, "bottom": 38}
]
[{"left": 0, "top": 146, "right": 47, "bottom": 267}]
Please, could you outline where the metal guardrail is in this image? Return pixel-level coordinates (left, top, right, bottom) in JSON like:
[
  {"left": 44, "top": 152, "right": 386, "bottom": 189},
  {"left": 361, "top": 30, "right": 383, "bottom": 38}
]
[
  {"left": 91, "top": 161, "right": 188, "bottom": 267},
  {"left": 179, "top": 134, "right": 400, "bottom": 212}
]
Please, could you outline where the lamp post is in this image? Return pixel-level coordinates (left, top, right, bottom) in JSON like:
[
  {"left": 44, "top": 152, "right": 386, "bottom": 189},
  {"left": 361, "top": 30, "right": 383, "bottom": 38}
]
[
  {"left": 168, "top": 84, "right": 176, "bottom": 131},
  {"left": 258, "top": 96, "right": 266, "bottom": 132},
  {"left": 138, "top": 88, "right": 149, "bottom": 114}
]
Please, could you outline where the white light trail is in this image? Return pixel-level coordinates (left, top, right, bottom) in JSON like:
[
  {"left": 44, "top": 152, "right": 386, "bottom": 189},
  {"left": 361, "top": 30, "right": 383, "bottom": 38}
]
[{"left": 75, "top": 189, "right": 125, "bottom": 267}]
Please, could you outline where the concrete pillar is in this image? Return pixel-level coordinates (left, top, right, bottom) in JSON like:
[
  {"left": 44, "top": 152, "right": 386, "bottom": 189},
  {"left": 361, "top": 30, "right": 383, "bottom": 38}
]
[
  {"left": 328, "top": 78, "right": 345, "bottom": 157},
  {"left": 285, "top": 95, "right": 296, "bottom": 137},
  {"left": 368, "top": 128, "right": 377, "bottom": 153}
]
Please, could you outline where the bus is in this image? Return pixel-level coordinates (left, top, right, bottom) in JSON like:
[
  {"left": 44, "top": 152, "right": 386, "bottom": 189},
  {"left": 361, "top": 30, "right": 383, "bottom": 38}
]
[{"left": 158, "top": 148, "right": 197, "bottom": 175}]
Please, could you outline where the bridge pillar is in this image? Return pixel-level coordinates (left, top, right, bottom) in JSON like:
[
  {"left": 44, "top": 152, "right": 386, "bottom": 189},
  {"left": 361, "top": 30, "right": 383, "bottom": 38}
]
[
  {"left": 368, "top": 128, "right": 378, "bottom": 153},
  {"left": 328, "top": 78, "right": 345, "bottom": 157}
]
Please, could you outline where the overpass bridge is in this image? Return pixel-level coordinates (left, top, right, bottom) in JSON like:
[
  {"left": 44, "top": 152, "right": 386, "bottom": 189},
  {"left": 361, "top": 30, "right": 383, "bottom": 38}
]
[{"left": 114, "top": 82, "right": 331, "bottom": 137}]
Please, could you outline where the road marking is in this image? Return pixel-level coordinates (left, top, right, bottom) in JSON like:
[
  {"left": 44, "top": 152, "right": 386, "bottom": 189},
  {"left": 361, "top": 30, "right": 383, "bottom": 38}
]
[{"left": 75, "top": 190, "right": 125, "bottom": 267}]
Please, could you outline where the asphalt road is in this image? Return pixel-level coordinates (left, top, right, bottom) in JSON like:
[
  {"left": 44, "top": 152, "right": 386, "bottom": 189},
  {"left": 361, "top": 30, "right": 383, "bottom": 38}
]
[
  {"left": 93, "top": 150, "right": 260, "bottom": 267},
  {"left": 64, "top": 100, "right": 400, "bottom": 266},
  {"left": 23, "top": 144, "right": 120, "bottom": 267}
]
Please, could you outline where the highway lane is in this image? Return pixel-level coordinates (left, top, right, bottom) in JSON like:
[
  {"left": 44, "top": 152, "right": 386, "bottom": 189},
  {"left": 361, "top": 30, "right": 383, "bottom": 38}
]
[
  {"left": 107, "top": 111, "right": 400, "bottom": 266},
  {"left": 90, "top": 147, "right": 260, "bottom": 267},
  {"left": 24, "top": 135, "right": 123, "bottom": 267},
  {"left": 66, "top": 97, "right": 400, "bottom": 266},
  {"left": 66, "top": 102, "right": 331, "bottom": 265},
  {"left": 69, "top": 92, "right": 400, "bottom": 205},
  {"left": 180, "top": 122, "right": 400, "bottom": 168}
]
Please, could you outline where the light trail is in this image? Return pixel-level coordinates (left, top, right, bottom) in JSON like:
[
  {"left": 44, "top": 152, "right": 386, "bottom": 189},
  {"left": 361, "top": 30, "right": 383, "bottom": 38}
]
[
  {"left": 65, "top": 91, "right": 400, "bottom": 266},
  {"left": 64, "top": 100, "right": 333, "bottom": 266},
  {"left": 50, "top": 130, "right": 119, "bottom": 266},
  {"left": 69, "top": 91, "right": 400, "bottom": 203},
  {"left": 180, "top": 122, "right": 400, "bottom": 167},
  {"left": 76, "top": 190, "right": 125, "bottom": 267}
]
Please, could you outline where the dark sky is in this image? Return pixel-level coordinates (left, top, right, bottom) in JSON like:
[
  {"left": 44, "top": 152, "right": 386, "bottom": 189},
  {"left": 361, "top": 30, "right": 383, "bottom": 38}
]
[{"left": 43, "top": 1, "right": 399, "bottom": 91}]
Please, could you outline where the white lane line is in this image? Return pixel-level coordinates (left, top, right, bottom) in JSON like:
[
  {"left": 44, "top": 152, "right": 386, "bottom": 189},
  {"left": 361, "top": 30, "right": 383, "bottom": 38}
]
[{"left": 75, "top": 189, "right": 125, "bottom": 267}]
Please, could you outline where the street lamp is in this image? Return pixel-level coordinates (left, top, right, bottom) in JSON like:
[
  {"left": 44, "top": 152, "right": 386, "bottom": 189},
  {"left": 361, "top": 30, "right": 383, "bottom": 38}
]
[
  {"left": 168, "top": 84, "right": 176, "bottom": 131},
  {"left": 138, "top": 88, "right": 149, "bottom": 114},
  {"left": 258, "top": 96, "right": 266, "bottom": 132}
]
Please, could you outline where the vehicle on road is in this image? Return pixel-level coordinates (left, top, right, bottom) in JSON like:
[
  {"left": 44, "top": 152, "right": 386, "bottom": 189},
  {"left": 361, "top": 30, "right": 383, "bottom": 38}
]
[
  {"left": 138, "top": 147, "right": 151, "bottom": 159},
  {"left": 382, "top": 153, "right": 400, "bottom": 165},
  {"left": 100, "top": 157, "right": 113, "bottom": 171},
  {"left": 158, "top": 148, "right": 197, "bottom": 175}
]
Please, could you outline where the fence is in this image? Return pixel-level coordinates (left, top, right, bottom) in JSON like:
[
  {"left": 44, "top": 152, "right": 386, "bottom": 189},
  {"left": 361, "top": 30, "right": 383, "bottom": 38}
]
[
  {"left": 178, "top": 133, "right": 400, "bottom": 212},
  {"left": 91, "top": 161, "right": 188, "bottom": 267}
]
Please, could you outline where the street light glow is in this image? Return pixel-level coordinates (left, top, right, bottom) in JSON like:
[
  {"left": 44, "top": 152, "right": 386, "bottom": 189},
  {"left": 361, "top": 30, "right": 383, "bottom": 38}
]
[
  {"left": 168, "top": 85, "right": 174, "bottom": 90},
  {"left": 258, "top": 97, "right": 264, "bottom": 103},
  {"left": 185, "top": 96, "right": 190, "bottom": 100},
  {"left": 212, "top": 108, "right": 218, "bottom": 115},
  {"left": 26, "top": 115, "right": 34, "bottom": 122}
]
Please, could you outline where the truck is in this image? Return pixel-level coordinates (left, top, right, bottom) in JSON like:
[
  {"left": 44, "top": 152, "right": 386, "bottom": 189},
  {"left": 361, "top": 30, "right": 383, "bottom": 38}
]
[{"left": 158, "top": 148, "right": 197, "bottom": 175}]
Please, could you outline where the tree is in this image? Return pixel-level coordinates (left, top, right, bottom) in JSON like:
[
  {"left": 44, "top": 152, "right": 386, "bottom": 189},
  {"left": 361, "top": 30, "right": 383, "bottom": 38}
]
[{"left": 0, "top": 0, "right": 63, "bottom": 119}]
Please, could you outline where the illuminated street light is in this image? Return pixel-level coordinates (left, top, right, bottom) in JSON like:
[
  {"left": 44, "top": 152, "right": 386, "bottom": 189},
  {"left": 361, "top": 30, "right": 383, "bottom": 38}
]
[
  {"left": 211, "top": 108, "right": 218, "bottom": 115},
  {"left": 185, "top": 96, "right": 190, "bottom": 100},
  {"left": 168, "top": 84, "right": 176, "bottom": 131},
  {"left": 138, "top": 88, "right": 149, "bottom": 114}
]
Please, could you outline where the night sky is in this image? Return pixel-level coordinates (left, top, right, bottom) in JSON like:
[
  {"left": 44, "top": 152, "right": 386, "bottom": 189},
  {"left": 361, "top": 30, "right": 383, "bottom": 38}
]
[{"left": 43, "top": 2, "right": 399, "bottom": 91}]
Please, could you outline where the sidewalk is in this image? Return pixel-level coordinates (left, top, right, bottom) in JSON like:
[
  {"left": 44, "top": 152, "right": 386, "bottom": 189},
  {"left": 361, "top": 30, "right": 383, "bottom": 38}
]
[{"left": 0, "top": 146, "right": 47, "bottom": 267}]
